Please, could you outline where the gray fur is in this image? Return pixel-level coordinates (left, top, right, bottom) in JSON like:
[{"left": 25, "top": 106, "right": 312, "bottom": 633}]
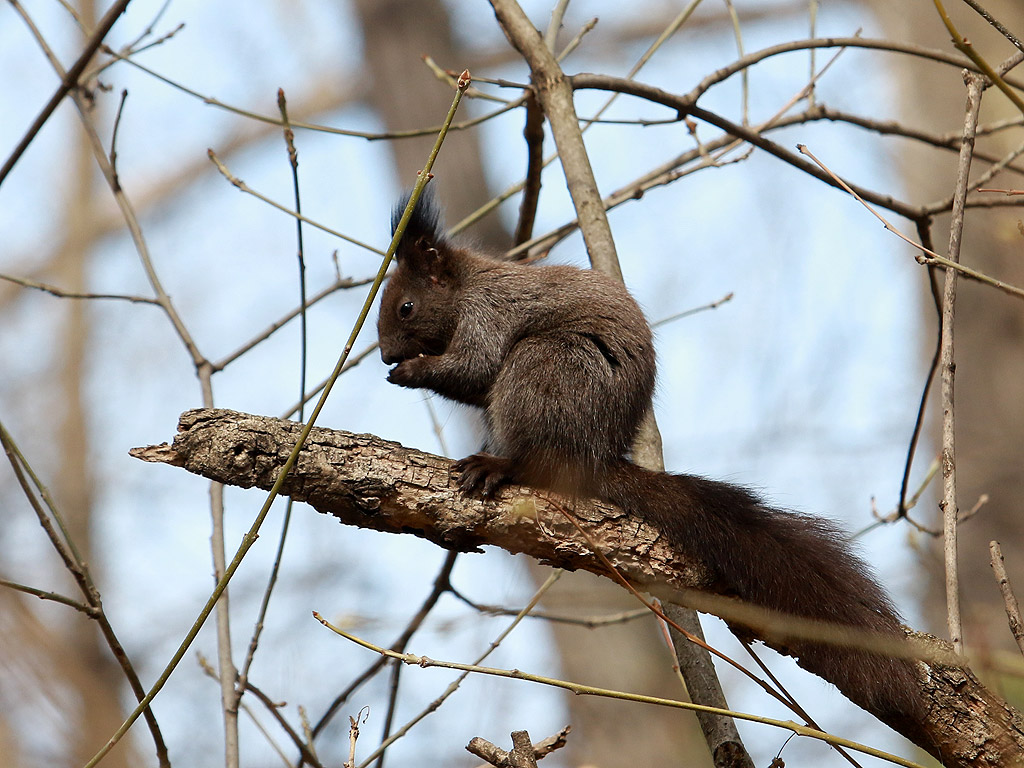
[{"left": 377, "top": 192, "right": 922, "bottom": 721}]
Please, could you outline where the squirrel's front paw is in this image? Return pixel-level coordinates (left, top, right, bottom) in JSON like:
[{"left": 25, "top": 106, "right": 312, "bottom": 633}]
[
  {"left": 453, "top": 453, "right": 515, "bottom": 497},
  {"left": 386, "top": 355, "right": 426, "bottom": 388}
]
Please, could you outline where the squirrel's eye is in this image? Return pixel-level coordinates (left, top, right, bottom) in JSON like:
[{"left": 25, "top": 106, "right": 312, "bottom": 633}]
[{"left": 399, "top": 301, "right": 414, "bottom": 318}]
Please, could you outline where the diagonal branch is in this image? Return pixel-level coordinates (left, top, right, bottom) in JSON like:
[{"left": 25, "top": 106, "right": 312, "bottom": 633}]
[
  {"left": 0, "top": 0, "right": 133, "bottom": 186},
  {"left": 132, "top": 408, "right": 1024, "bottom": 768}
]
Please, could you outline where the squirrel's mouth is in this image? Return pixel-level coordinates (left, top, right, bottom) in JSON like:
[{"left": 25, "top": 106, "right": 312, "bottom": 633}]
[
  {"left": 381, "top": 337, "right": 446, "bottom": 366},
  {"left": 385, "top": 351, "right": 427, "bottom": 370},
  {"left": 381, "top": 349, "right": 423, "bottom": 365}
]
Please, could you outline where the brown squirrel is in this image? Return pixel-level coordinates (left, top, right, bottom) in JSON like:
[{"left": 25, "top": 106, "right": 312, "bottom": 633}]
[{"left": 377, "top": 190, "right": 922, "bottom": 722}]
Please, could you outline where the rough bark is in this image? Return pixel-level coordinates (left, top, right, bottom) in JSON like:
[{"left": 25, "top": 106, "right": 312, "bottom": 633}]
[{"left": 134, "top": 408, "right": 1024, "bottom": 767}]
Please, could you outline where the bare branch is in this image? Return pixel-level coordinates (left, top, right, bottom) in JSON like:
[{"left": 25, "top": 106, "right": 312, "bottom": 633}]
[
  {"left": 133, "top": 408, "right": 1024, "bottom": 767},
  {"left": 0, "top": 0, "right": 133, "bottom": 186},
  {"left": 989, "top": 541, "right": 1024, "bottom": 658},
  {"left": 0, "top": 272, "right": 160, "bottom": 305},
  {"left": 489, "top": 0, "right": 620, "bottom": 276},
  {"left": 939, "top": 73, "right": 985, "bottom": 654}
]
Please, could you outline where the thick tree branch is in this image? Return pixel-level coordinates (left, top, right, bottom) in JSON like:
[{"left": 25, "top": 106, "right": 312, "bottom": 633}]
[{"left": 133, "top": 409, "right": 1024, "bottom": 767}]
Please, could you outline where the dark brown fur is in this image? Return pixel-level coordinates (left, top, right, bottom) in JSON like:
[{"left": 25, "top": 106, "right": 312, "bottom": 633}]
[{"left": 378, "top": 190, "right": 922, "bottom": 720}]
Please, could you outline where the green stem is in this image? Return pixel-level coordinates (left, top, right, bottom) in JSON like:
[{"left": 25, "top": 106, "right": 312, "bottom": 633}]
[
  {"left": 82, "top": 70, "right": 471, "bottom": 768},
  {"left": 316, "top": 615, "right": 928, "bottom": 768},
  {"left": 933, "top": 0, "right": 1024, "bottom": 115}
]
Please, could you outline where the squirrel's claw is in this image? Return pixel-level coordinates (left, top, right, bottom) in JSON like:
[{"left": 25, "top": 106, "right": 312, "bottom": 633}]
[{"left": 453, "top": 452, "right": 515, "bottom": 497}]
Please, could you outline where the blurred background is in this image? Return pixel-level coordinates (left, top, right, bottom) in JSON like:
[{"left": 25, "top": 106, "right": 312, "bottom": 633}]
[{"left": 1, "top": 0, "right": 1023, "bottom": 766}]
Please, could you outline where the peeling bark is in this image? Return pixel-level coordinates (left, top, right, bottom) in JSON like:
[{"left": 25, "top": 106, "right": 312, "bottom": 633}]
[{"left": 133, "top": 408, "right": 1024, "bottom": 767}]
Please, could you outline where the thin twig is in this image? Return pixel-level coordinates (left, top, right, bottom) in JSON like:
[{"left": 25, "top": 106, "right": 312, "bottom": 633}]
[
  {"left": 197, "top": 655, "right": 326, "bottom": 768},
  {"left": 315, "top": 615, "right": 928, "bottom": 768},
  {"left": 960, "top": 0, "right": 1024, "bottom": 53},
  {"left": 309, "top": 552, "right": 458, "bottom": 746},
  {"left": 106, "top": 21, "right": 184, "bottom": 64},
  {"left": 0, "top": 419, "right": 170, "bottom": 767},
  {"left": 684, "top": 36, "right": 1024, "bottom": 104},
  {"left": 212, "top": 276, "right": 374, "bottom": 373},
  {"left": 0, "top": 578, "right": 95, "bottom": 616},
  {"left": 512, "top": 91, "right": 544, "bottom": 249},
  {"left": 84, "top": 70, "right": 472, "bottom": 768},
  {"left": 238, "top": 700, "right": 292, "bottom": 768},
  {"left": 978, "top": 187, "right": 1024, "bottom": 195},
  {"left": 0, "top": 0, "right": 133, "bottom": 186},
  {"left": 116, "top": 0, "right": 172, "bottom": 52},
  {"left": 299, "top": 708, "right": 318, "bottom": 766},
  {"left": 989, "top": 541, "right": 1024, "bottom": 657},
  {"left": 652, "top": 292, "right": 734, "bottom": 328},
  {"left": 808, "top": 0, "right": 819, "bottom": 107},
  {"left": 543, "top": 0, "right": 570, "bottom": 52},
  {"left": 555, "top": 17, "right": 598, "bottom": 62},
  {"left": 350, "top": 570, "right": 562, "bottom": 768},
  {"left": 0, "top": 421, "right": 94, "bottom": 606},
  {"left": 923, "top": 136, "right": 1024, "bottom": 214},
  {"left": 805, "top": 104, "right": 1024, "bottom": 176},
  {"left": 796, "top": 144, "right": 1024, "bottom": 300},
  {"left": 721, "top": 0, "right": 748, "bottom": 125},
  {"left": 916, "top": 254, "right": 1024, "bottom": 298},
  {"left": 939, "top": 73, "right": 984, "bottom": 654},
  {"left": 449, "top": 587, "right": 650, "bottom": 627},
  {"left": 0, "top": 272, "right": 160, "bottom": 304},
  {"left": 279, "top": 342, "right": 379, "bottom": 421},
  {"left": 207, "top": 150, "right": 385, "bottom": 255},
  {"left": 737, "top": 641, "right": 863, "bottom": 768},
  {"left": 234, "top": 87, "right": 309, "bottom": 718},
  {"left": 899, "top": 221, "right": 944, "bottom": 517},
  {"left": 933, "top": 0, "right": 1024, "bottom": 114},
  {"left": 109, "top": 89, "right": 129, "bottom": 191},
  {"left": 97, "top": 47, "right": 518, "bottom": 141},
  {"left": 422, "top": 398, "right": 451, "bottom": 456},
  {"left": 966, "top": 137, "right": 1024, "bottom": 190},
  {"left": 422, "top": 56, "right": 511, "bottom": 104},
  {"left": 374, "top": 642, "right": 403, "bottom": 768}
]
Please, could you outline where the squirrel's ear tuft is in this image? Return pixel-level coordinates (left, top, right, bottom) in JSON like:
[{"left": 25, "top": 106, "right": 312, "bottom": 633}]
[{"left": 392, "top": 187, "right": 446, "bottom": 261}]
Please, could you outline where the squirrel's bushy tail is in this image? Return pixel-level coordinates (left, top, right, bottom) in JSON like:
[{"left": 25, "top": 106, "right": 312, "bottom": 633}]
[{"left": 597, "top": 461, "right": 923, "bottom": 721}]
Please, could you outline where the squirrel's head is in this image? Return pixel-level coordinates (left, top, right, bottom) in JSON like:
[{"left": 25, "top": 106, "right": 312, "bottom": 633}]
[{"left": 377, "top": 189, "right": 463, "bottom": 365}]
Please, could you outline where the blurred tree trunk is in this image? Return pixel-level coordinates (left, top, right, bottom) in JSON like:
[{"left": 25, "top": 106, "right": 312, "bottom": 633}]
[
  {"left": 52, "top": 6, "right": 137, "bottom": 765},
  {"left": 0, "top": 3, "right": 140, "bottom": 765},
  {"left": 864, "top": 1, "right": 1024, "bottom": 666},
  {"left": 351, "top": 1, "right": 704, "bottom": 763},
  {"left": 352, "top": 0, "right": 507, "bottom": 244}
]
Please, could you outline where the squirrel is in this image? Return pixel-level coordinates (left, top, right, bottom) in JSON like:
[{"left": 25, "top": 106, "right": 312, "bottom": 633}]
[{"left": 377, "top": 189, "right": 923, "bottom": 723}]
